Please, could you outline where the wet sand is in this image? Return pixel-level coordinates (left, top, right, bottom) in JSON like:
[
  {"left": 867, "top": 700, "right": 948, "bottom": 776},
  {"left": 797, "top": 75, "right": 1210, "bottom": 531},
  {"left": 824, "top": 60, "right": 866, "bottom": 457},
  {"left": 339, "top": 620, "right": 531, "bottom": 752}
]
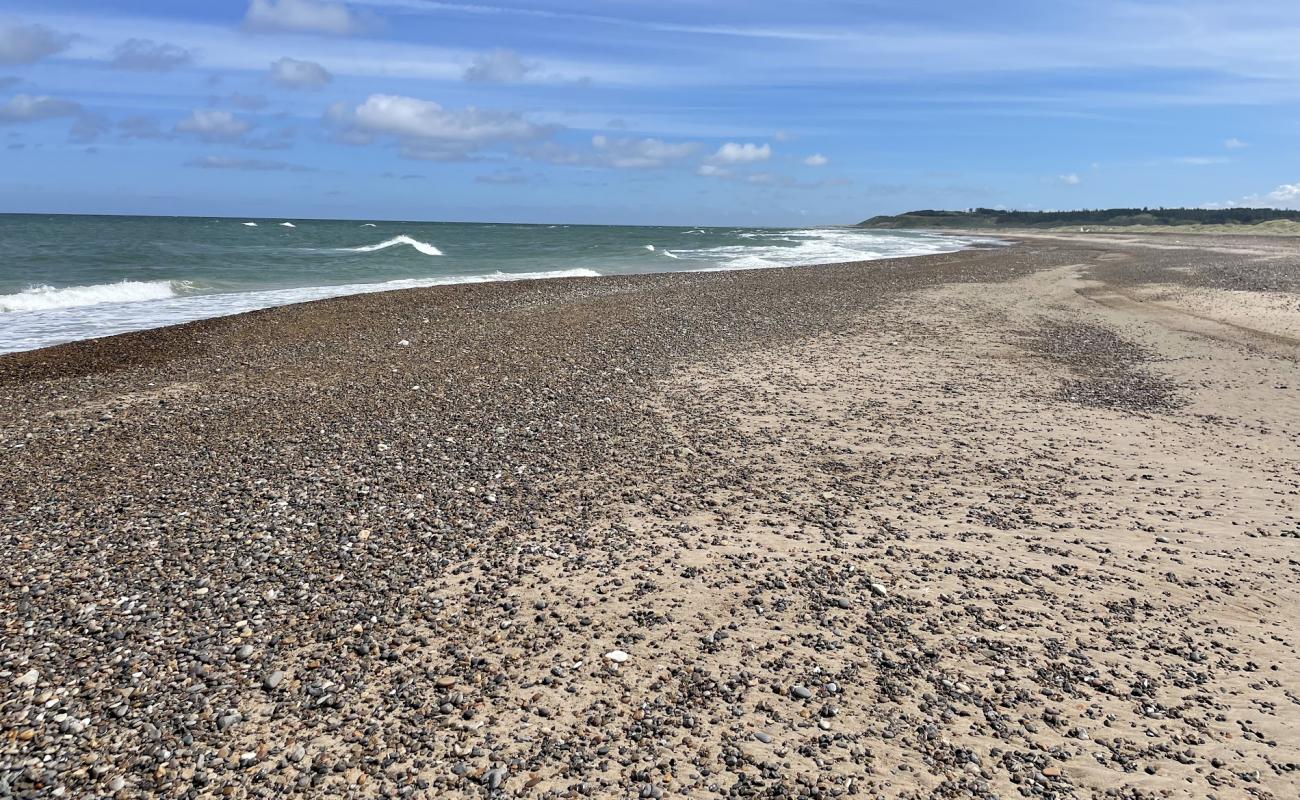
[{"left": 2, "top": 234, "right": 1298, "bottom": 798}]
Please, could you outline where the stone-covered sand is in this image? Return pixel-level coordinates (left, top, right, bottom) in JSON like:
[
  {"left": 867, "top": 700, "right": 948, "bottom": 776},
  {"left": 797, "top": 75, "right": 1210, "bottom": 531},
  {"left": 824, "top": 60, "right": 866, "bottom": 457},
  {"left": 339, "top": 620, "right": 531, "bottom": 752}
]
[{"left": 2, "top": 235, "right": 1298, "bottom": 799}]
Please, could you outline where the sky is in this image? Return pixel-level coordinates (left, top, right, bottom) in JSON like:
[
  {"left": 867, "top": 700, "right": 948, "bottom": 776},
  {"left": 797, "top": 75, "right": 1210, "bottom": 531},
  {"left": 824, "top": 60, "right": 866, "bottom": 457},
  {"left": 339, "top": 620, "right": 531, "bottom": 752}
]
[{"left": 1, "top": 0, "right": 1299, "bottom": 225}]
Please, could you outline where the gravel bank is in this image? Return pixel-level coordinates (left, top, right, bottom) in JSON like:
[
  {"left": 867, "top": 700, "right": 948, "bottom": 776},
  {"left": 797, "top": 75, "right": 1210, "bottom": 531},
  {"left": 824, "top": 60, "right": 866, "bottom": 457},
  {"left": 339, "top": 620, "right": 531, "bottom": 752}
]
[{"left": 2, "top": 236, "right": 1298, "bottom": 798}]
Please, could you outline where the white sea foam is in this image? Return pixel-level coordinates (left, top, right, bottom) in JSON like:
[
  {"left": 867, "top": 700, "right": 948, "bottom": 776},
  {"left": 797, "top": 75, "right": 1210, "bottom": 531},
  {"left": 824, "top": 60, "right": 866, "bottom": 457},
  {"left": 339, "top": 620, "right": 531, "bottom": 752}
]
[
  {"left": 242, "top": 222, "right": 258, "bottom": 227},
  {"left": 343, "top": 235, "right": 444, "bottom": 256},
  {"left": 1, "top": 269, "right": 599, "bottom": 354},
  {"left": 662, "top": 250, "right": 681, "bottom": 259},
  {"left": 670, "top": 228, "right": 1005, "bottom": 272},
  {"left": 280, "top": 222, "right": 296, "bottom": 228},
  {"left": 644, "top": 244, "right": 655, "bottom": 251},
  {"left": 0, "top": 280, "right": 184, "bottom": 313},
  {"left": 362, "top": 223, "right": 377, "bottom": 227}
]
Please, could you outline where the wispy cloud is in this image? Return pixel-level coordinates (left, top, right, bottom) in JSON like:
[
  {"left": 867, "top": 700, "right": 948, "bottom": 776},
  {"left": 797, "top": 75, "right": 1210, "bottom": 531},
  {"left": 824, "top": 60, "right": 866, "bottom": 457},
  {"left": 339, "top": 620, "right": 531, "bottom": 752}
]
[
  {"left": 525, "top": 135, "right": 700, "bottom": 169},
  {"left": 587, "top": 135, "right": 699, "bottom": 168},
  {"left": 0, "top": 93, "right": 81, "bottom": 123},
  {"left": 463, "top": 49, "right": 534, "bottom": 83},
  {"left": 218, "top": 93, "right": 271, "bottom": 111},
  {"left": 109, "top": 38, "right": 193, "bottom": 71},
  {"left": 476, "top": 168, "right": 536, "bottom": 185},
  {"left": 1057, "top": 173, "right": 1081, "bottom": 185},
  {"left": 119, "top": 115, "right": 173, "bottom": 140},
  {"left": 269, "top": 57, "right": 333, "bottom": 88},
  {"left": 1224, "top": 137, "right": 1249, "bottom": 149},
  {"left": 244, "top": 0, "right": 364, "bottom": 36},
  {"left": 0, "top": 21, "right": 73, "bottom": 65},
  {"left": 186, "top": 154, "right": 317, "bottom": 172},
  {"left": 1146, "top": 156, "right": 1231, "bottom": 166},
  {"left": 175, "top": 109, "right": 253, "bottom": 141},
  {"left": 803, "top": 153, "right": 828, "bottom": 167}
]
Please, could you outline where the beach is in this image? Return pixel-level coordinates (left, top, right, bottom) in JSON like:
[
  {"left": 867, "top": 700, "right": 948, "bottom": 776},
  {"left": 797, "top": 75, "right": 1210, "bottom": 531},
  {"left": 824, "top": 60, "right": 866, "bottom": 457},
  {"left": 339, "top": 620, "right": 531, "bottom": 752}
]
[{"left": 2, "top": 233, "right": 1298, "bottom": 797}]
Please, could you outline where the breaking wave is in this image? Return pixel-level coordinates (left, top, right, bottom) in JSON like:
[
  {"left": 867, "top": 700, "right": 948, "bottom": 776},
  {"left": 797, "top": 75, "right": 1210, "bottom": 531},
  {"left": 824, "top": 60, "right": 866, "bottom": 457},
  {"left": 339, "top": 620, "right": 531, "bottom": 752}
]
[
  {"left": 0, "top": 280, "right": 187, "bottom": 313},
  {"left": 1, "top": 270, "right": 600, "bottom": 353},
  {"left": 342, "top": 235, "right": 443, "bottom": 256}
]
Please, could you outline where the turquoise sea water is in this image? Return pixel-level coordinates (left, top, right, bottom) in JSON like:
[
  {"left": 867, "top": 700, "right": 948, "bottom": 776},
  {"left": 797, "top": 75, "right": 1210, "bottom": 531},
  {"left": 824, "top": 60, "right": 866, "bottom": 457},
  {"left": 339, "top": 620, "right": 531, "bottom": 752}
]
[{"left": 0, "top": 214, "right": 1002, "bottom": 354}]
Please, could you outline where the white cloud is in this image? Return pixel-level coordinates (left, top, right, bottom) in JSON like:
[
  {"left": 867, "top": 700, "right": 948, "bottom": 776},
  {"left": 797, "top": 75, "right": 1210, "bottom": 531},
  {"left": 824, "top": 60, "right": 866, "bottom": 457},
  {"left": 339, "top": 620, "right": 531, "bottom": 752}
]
[
  {"left": 328, "top": 93, "right": 549, "bottom": 160},
  {"left": 339, "top": 94, "right": 541, "bottom": 141},
  {"left": 803, "top": 153, "right": 828, "bottom": 167},
  {"left": 270, "top": 56, "right": 333, "bottom": 88},
  {"left": 1224, "top": 137, "right": 1249, "bottom": 149},
  {"left": 590, "top": 135, "right": 699, "bottom": 168},
  {"left": 525, "top": 135, "right": 700, "bottom": 169},
  {"left": 110, "top": 38, "right": 193, "bottom": 71},
  {"left": 711, "top": 142, "right": 771, "bottom": 164},
  {"left": 463, "top": 49, "right": 534, "bottom": 83},
  {"left": 1263, "top": 184, "right": 1300, "bottom": 206},
  {"left": 1212, "top": 182, "right": 1300, "bottom": 210},
  {"left": 244, "top": 0, "right": 362, "bottom": 35},
  {"left": 1057, "top": 173, "right": 1081, "bottom": 185},
  {"left": 175, "top": 109, "right": 253, "bottom": 140},
  {"left": 696, "top": 163, "right": 730, "bottom": 178},
  {"left": 187, "top": 155, "right": 316, "bottom": 172},
  {"left": 773, "top": 130, "right": 792, "bottom": 142},
  {"left": 0, "top": 21, "right": 73, "bottom": 65},
  {"left": 0, "top": 93, "right": 81, "bottom": 123}
]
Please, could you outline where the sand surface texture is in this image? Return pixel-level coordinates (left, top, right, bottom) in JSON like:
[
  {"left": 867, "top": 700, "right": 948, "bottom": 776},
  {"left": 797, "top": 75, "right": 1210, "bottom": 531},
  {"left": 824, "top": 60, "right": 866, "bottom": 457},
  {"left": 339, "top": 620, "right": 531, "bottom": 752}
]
[{"left": 2, "top": 235, "right": 1298, "bottom": 798}]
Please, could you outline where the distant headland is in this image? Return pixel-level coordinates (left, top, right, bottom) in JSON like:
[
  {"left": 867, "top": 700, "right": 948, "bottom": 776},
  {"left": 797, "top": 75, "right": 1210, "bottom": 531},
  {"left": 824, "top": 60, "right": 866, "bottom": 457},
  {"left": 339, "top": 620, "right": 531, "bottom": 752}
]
[{"left": 858, "top": 207, "right": 1300, "bottom": 233}]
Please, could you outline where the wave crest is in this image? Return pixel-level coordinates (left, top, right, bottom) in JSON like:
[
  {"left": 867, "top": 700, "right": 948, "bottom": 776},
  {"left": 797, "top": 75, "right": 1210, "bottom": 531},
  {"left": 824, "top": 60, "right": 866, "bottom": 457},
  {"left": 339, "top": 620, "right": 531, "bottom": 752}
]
[
  {"left": 342, "top": 235, "right": 443, "bottom": 256},
  {"left": 0, "top": 280, "right": 183, "bottom": 313}
]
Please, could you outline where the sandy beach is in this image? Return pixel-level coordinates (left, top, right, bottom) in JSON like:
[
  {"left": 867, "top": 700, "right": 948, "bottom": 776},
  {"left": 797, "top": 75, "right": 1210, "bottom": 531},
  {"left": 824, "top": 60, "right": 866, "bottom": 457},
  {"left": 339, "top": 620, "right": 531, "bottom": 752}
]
[{"left": 2, "top": 234, "right": 1298, "bottom": 798}]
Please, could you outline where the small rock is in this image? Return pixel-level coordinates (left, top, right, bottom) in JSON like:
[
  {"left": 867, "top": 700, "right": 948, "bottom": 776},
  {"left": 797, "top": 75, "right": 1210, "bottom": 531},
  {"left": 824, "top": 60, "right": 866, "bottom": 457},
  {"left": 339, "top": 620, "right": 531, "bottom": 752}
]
[
  {"left": 14, "top": 669, "right": 38, "bottom": 688},
  {"left": 754, "top": 731, "right": 773, "bottom": 743},
  {"left": 605, "top": 650, "right": 630, "bottom": 664},
  {"left": 263, "top": 670, "right": 285, "bottom": 691},
  {"left": 790, "top": 685, "right": 813, "bottom": 700}
]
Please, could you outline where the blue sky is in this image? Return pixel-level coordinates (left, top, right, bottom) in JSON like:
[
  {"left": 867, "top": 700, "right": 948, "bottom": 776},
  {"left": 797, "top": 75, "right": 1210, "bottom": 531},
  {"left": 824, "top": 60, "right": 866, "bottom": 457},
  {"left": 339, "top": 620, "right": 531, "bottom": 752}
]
[{"left": 1, "top": 0, "right": 1298, "bottom": 225}]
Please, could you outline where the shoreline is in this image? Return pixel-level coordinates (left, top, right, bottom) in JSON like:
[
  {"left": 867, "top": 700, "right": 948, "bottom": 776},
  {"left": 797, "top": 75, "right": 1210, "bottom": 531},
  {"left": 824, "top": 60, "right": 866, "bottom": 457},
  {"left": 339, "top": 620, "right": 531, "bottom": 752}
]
[
  {"left": 0, "top": 227, "right": 999, "bottom": 358},
  {"left": 0, "top": 230, "right": 1005, "bottom": 363},
  {"left": 2, "top": 233, "right": 1297, "bottom": 797}
]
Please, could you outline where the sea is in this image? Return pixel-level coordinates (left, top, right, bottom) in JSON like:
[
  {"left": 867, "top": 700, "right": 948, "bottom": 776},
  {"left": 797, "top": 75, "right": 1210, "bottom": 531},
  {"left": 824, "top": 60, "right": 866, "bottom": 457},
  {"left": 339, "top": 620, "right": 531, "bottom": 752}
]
[{"left": 0, "top": 214, "right": 1002, "bottom": 354}]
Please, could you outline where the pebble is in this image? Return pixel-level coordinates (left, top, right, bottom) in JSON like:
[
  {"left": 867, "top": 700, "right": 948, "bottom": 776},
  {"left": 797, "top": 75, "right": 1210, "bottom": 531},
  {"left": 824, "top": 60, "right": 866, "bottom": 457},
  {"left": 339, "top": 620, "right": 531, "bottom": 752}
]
[{"left": 0, "top": 237, "right": 1292, "bottom": 799}]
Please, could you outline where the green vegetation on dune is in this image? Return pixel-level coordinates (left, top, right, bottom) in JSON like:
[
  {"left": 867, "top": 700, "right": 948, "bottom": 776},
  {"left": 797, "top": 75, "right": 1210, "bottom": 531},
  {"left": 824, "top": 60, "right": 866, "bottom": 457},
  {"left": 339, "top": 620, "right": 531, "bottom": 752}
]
[{"left": 858, "top": 207, "right": 1300, "bottom": 230}]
